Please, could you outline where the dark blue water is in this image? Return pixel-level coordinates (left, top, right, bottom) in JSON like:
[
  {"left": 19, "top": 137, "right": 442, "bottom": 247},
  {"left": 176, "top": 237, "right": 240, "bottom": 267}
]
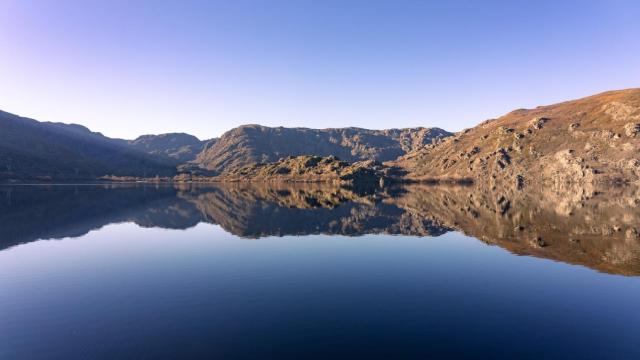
[{"left": 1, "top": 185, "right": 639, "bottom": 359}]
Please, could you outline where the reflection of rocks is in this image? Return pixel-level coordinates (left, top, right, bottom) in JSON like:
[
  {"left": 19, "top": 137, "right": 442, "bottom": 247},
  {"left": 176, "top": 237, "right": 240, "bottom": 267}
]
[
  {"left": 390, "top": 184, "right": 640, "bottom": 275},
  {"left": 178, "top": 183, "right": 450, "bottom": 238},
  {"left": 1, "top": 183, "right": 639, "bottom": 275}
]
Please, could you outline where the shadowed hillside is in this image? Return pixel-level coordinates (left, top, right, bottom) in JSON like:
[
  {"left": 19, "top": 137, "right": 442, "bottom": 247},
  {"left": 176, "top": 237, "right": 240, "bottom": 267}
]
[
  {"left": 128, "top": 133, "right": 210, "bottom": 164},
  {"left": 0, "top": 110, "right": 177, "bottom": 180}
]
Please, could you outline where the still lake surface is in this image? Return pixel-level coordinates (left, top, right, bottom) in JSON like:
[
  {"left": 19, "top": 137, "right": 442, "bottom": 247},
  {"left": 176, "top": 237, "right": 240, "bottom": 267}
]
[{"left": 1, "top": 184, "right": 639, "bottom": 359}]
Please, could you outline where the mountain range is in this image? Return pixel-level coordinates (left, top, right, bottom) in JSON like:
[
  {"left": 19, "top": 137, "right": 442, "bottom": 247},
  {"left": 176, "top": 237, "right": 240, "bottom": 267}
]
[
  {"left": 0, "top": 109, "right": 450, "bottom": 181},
  {"left": 1, "top": 88, "right": 639, "bottom": 184}
]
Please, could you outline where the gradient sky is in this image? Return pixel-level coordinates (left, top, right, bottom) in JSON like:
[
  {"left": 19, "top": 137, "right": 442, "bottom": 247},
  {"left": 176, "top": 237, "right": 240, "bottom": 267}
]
[{"left": 1, "top": 0, "right": 639, "bottom": 140}]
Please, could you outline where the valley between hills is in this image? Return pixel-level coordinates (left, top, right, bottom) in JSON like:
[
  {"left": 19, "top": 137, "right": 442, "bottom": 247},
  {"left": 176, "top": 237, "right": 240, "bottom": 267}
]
[{"left": 1, "top": 88, "right": 639, "bottom": 187}]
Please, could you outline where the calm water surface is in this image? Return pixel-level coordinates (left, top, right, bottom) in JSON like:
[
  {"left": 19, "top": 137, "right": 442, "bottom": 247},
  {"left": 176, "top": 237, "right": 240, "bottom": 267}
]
[{"left": 1, "top": 184, "right": 639, "bottom": 359}]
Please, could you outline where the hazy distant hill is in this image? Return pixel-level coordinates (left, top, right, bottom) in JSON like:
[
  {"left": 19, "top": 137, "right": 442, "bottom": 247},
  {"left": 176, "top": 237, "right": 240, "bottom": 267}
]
[
  {"left": 128, "top": 133, "right": 209, "bottom": 164},
  {"left": 0, "top": 110, "right": 176, "bottom": 181},
  {"left": 390, "top": 88, "right": 640, "bottom": 185},
  {"left": 193, "top": 125, "right": 451, "bottom": 174}
]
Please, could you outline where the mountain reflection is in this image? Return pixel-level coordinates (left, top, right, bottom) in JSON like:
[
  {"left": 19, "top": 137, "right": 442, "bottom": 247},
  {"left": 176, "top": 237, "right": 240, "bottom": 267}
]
[{"left": 1, "top": 183, "right": 639, "bottom": 275}]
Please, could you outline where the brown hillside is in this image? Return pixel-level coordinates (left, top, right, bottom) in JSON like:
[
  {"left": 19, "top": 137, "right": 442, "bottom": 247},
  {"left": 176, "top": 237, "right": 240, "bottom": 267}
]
[{"left": 390, "top": 88, "right": 640, "bottom": 185}]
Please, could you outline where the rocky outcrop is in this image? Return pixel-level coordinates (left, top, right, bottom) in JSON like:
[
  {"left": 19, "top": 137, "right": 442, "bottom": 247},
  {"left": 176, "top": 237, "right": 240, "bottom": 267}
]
[
  {"left": 542, "top": 150, "right": 596, "bottom": 184},
  {"left": 218, "top": 155, "right": 388, "bottom": 184},
  {"left": 625, "top": 123, "right": 640, "bottom": 137}
]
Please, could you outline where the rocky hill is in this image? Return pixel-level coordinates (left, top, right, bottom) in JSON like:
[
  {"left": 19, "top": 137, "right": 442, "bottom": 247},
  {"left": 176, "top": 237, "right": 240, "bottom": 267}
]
[
  {"left": 0, "top": 110, "right": 176, "bottom": 181},
  {"left": 390, "top": 88, "right": 640, "bottom": 185},
  {"left": 192, "top": 125, "right": 451, "bottom": 174},
  {"left": 128, "top": 133, "right": 209, "bottom": 164},
  {"left": 219, "top": 155, "right": 387, "bottom": 184}
]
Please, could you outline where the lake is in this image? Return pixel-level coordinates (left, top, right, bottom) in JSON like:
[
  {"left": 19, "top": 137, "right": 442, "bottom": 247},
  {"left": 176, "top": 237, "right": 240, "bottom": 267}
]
[{"left": 1, "top": 183, "right": 639, "bottom": 359}]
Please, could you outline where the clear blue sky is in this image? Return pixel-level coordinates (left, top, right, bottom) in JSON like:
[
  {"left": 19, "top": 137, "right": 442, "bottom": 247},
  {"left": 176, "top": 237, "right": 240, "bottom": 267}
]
[{"left": 1, "top": 0, "right": 638, "bottom": 139}]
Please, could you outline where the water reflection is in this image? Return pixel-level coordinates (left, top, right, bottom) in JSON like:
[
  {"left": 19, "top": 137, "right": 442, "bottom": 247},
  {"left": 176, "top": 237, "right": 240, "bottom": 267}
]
[{"left": 1, "top": 182, "right": 639, "bottom": 275}]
